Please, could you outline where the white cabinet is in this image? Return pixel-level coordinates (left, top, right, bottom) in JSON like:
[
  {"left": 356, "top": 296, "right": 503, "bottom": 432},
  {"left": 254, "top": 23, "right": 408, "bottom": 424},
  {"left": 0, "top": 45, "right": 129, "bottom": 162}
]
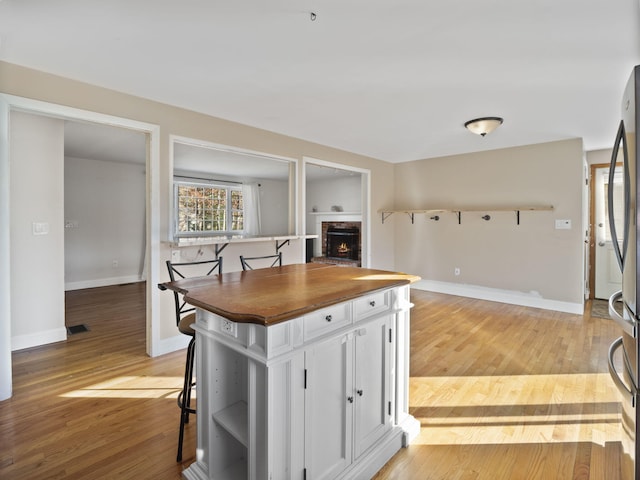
[
  {"left": 304, "top": 332, "right": 353, "bottom": 480},
  {"left": 184, "top": 285, "right": 418, "bottom": 480},
  {"left": 353, "top": 316, "right": 391, "bottom": 458},
  {"left": 304, "top": 314, "right": 392, "bottom": 480}
]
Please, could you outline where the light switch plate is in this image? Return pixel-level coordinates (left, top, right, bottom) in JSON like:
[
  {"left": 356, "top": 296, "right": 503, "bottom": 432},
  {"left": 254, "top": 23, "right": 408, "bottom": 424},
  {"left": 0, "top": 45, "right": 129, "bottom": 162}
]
[{"left": 32, "top": 222, "right": 49, "bottom": 235}]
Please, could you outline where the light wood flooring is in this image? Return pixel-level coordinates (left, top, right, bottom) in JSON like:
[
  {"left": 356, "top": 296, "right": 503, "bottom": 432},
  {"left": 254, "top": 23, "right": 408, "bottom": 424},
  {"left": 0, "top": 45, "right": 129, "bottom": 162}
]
[{"left": 0, "top": 284, "right": 625, "bottom": 479}]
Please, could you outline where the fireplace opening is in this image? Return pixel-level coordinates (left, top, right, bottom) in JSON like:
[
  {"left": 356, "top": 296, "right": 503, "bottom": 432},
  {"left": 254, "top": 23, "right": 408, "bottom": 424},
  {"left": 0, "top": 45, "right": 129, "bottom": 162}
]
[{"left": 326, "top": 226, "right": 360, "bottom": 261}]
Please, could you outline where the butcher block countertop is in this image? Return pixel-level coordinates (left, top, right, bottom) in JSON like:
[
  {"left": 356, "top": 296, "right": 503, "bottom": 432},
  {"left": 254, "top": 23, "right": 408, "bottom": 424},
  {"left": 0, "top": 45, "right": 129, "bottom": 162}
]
[{"left": 159, "top": 263, "right": 420, "bottom": 326}]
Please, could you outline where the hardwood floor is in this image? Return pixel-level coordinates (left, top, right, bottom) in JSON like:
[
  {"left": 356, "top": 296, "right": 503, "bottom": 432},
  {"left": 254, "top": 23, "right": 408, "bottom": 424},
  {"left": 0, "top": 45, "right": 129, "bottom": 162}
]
[
  {"left": 0, "top": 285, "right": 625, "bottom": 479},
  {"left": 1, "top": 283, "right": 189, "bottom": 479},
  {"left": 374, "top": 291, "right": 623, "bottom": 480}
]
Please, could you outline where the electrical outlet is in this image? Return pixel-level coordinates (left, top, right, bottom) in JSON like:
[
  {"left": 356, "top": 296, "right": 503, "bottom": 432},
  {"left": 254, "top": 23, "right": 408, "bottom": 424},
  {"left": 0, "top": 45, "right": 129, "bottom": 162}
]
[
  {"left": 220, "top": 319, "right": 237, "bottom": 338},
  {"left": 555, "top": 219, "right": 571, "bottom": 230},
  {"left": 454, "top": 267, "right": 460, "bottom": 276}
]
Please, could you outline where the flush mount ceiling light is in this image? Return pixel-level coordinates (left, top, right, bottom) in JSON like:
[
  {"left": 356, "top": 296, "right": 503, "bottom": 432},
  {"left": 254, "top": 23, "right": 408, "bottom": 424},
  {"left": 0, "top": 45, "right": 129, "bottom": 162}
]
[{"left": 464, "top": 117, "right": 503, "bottom": 137}]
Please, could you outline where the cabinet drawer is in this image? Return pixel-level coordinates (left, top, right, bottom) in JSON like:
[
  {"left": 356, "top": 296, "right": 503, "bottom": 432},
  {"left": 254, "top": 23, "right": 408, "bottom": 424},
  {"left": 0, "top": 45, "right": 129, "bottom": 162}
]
[
  {"left": 303, "top": 303, "right": 352, "bottom": 341},
  {"left": 354, "top": 290, "right": 392, "bottom": 322}
]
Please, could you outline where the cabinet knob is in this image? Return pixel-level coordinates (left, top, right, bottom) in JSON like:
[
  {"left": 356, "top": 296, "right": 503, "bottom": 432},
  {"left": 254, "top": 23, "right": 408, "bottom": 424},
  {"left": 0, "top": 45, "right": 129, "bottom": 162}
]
[
  {"left": 369, "top": 300, "right": 376, "bottom": 307},
  {"left": 357, "top": 389, "right": 363, "bottom": 396},
  {"left": 347, "top": 396, "right": 354, "bottom": 403},
  {"left": 325, "top": 315, "right": 332, "bottom": 322}
]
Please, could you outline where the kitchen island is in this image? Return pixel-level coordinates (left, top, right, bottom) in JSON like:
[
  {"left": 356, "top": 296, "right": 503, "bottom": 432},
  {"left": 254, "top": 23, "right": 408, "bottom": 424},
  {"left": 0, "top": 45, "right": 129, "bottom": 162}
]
[{"left": 160, "top": 263, "right": 420, "bottom": 480}]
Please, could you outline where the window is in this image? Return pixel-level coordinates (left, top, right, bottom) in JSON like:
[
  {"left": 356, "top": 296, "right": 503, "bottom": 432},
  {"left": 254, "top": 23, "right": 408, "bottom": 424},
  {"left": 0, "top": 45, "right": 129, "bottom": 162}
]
[{"left": 174, "top": 180, "right": 243, "bottom": 236}]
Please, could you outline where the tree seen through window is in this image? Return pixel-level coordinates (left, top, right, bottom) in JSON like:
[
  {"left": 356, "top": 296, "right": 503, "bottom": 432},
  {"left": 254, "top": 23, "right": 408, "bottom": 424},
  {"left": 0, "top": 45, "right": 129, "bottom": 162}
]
[{"left": 175, "top": 182, "right": 243, "bottom": 235}]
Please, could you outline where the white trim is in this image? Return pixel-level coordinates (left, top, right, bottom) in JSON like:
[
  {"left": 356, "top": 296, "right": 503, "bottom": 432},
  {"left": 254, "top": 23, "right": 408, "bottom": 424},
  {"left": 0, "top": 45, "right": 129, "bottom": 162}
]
[
  {"left": 412, "top": 279, "right": 584, "bottom": 315},
  {"left": 156, "top": 333, "right": 192, "bottom": 357},
  {"left": 171, "top": 135, "right": 297, "bottom": 164},
  {"left": 169, "top": 135, "right": 300, "bottom": 240},
  {"left": 302, "top": 156, "right": 371, "bottom": 268},
  {"left": 0, "top": 97, "right": 12, "bottom": 399},
  {"left": 11, "top": 327, "right": 67, "bottom": 352},
  {"left": 65, "top": 276, "right": 145, "bottom": 291},
  {"left": 0, "top": 94, "right": 162, "bottom": 368}
]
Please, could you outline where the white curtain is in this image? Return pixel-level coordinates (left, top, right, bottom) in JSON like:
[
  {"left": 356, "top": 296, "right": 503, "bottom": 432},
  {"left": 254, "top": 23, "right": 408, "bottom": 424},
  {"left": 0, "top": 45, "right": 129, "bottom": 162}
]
[{"left": 242, "top": 183, "right": 262, "bottom": 235}]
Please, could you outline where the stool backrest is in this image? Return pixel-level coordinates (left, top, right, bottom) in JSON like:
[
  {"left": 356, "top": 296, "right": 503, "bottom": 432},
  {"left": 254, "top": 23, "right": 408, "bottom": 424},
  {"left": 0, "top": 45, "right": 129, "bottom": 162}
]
[
  {"left": 239, "top": 252, "right": 282, "bottom": 271},
  {"left": 166, "top": 257, "right": 223, "bottom": 326}
]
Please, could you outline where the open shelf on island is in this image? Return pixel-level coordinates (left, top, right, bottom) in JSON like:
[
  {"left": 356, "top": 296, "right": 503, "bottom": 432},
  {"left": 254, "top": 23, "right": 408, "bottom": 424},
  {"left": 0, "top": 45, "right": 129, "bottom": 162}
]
[
  {"left": 212, "top": 401, "right": 248, "bottom": 447},
  {"left": 215, "top": 459, "right": 247, "bottom": 480}
]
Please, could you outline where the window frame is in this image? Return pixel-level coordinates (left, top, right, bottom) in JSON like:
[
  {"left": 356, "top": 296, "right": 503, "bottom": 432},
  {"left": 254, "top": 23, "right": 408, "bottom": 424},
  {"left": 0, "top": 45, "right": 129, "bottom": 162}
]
[{"left": 173, "top": 179, "right": 244, "bottom": 237}]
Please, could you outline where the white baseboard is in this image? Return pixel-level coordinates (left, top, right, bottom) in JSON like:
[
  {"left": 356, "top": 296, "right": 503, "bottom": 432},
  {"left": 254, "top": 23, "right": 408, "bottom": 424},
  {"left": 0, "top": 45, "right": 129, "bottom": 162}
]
[
  {"left": 65, "top": 275, "right": 144, "bottom": 291},
  {"left": 412, "top": 279, "right": 584, "bottom": 315},
  {"left": 152, "top": 333, "right": 191, "bottom": 357},
  {"left": 12, "top": 327, "right": 67, "bottom": 351},
  {"left": 11, "top": 322, "right": 188, "bottom": 356}
]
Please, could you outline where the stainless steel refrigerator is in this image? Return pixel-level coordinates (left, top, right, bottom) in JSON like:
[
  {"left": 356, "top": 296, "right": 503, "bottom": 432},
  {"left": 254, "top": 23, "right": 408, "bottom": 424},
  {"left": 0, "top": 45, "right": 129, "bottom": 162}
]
[{"left": 608, "top": 64, "right": 640, "bottom": 480}]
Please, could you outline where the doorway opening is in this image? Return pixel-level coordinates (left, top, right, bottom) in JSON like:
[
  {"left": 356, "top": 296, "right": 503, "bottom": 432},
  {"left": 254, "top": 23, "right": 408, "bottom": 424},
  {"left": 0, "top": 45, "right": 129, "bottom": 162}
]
[
  {"left": 63, "top": 119, "right": 148, "bottom": 350},
  {"left": 0, "top": 94, "right": 160, "bottom": 373},
  {"left": 589, "top": 162, "right": 623, "bottom": 300}
]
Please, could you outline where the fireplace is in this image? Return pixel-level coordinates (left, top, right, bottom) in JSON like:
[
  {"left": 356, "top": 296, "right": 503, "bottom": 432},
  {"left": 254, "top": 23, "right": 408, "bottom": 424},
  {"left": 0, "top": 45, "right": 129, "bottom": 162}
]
[
  {"left": 326, "top": 226, "right": 359, "bottom": 261},
  {"left": 312, "top": 221, "right": 361, "bottom": 266}
]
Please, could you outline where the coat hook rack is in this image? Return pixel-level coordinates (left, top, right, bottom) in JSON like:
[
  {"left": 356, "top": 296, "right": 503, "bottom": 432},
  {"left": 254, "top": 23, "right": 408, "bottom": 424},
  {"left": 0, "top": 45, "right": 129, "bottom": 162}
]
[{"left": 378, "top": 205, "right": 553, "bottom": 226}]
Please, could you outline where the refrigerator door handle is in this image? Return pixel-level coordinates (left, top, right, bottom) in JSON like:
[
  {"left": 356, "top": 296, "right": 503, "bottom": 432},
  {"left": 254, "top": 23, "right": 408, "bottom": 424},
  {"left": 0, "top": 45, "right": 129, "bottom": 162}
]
[
  {"left": 608, "top": 336, "right": 636, "bottom": 406},
  {"left": 608, "top": 290, "right": 636, "bottom": 338},
  {"left": 608, "top": 120, "right": 629, "bottom": 271}
]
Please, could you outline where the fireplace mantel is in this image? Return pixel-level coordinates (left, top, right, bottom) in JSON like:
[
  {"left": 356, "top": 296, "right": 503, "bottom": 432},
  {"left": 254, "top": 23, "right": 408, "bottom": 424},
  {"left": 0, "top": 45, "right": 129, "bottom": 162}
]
[{"left": 309, "top": 211, "right": 362, "bottom": 216}]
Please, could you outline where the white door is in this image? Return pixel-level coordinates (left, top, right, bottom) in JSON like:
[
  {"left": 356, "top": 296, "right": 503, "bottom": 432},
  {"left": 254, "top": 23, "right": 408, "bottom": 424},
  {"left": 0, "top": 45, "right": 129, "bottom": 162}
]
[
  {"left": 594, "top": 167, "right": 623, "bottom": 299},
  {"left": 304, "top": 334, "right": 353, "bottom": 480},
  {"left": 354, "top": 316, "right": 391, "bottom": 458}
]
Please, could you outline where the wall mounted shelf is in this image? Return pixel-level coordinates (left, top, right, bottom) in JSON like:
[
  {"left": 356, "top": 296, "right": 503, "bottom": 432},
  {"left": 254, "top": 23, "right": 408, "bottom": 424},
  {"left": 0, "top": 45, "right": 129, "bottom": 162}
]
[{"left": 378, "top": 205, "right": 554, "bottom": 225}]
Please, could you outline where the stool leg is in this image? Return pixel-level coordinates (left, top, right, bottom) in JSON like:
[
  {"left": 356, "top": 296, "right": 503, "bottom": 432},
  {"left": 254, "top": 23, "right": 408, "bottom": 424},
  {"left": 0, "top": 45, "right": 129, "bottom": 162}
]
[
  {"left": 184, "top": 337, "right": 196, "bottom": 423},
  {"left": 177, "top": 337, "right": 196, "bottom": 462}
]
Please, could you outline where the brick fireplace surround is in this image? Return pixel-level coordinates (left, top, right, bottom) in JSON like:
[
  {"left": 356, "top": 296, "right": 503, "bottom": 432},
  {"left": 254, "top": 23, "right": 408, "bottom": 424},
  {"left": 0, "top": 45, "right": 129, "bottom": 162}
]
[{"left": 311, "top": 221, "right": 361, "bottom": 267}]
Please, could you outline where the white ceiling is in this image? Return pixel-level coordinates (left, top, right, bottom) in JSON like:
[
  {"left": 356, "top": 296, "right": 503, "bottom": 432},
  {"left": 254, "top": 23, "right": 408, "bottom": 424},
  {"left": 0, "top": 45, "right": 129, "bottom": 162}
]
[{"left": 3, "top": 0, "right": 640, "bottom": 163}]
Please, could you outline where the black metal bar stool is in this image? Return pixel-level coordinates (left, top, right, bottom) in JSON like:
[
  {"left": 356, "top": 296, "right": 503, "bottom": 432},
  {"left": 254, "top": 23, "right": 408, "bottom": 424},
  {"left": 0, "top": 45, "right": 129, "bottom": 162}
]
[
  {"left": 239, "top": 252, "right": 282, "bottom": 270},
  {"left": 165, "top": 257, "right": 223, "bottom": 462}
]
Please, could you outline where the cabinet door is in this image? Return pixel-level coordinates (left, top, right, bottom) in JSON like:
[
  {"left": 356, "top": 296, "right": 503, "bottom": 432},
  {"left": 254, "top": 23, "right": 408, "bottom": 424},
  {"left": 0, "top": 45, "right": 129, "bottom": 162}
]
[
  {"left": 354, "top": 316, "right": 391, "bottom": 458},
  {"left": 304, "top": 334, "right": 353, "bottom": 480}
]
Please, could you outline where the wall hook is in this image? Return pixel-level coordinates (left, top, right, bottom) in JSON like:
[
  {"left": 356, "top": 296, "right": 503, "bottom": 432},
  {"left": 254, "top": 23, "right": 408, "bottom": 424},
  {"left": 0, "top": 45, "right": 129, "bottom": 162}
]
[
  {"left": 482, "top": 215, "right": 491, "bottom": 221},
  {"left": 310, "top": 12, "right": 317, "bottom": 21},
  {"left": 430, "top": 215, "right": 440, "bottom": 221}
]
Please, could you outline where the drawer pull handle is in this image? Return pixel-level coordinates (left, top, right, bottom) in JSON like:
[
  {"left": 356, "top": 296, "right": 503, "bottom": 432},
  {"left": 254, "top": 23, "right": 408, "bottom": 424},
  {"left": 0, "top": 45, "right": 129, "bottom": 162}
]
[
  {"left": 347, "top": 396, "right": 354, "bottom": 403},
  {"left": 325, "top": 315, "right": 332, "bottom": 322},
  {"left": 357, "top": 389, "right": 364, "bottom": 396},
  {"left": 369, "top": 301, "right": 376, "bottom": 307}
]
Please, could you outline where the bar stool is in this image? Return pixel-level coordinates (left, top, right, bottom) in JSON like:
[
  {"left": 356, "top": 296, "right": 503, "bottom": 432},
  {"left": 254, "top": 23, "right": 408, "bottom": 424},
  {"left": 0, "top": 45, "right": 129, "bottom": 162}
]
[
  {"left": 239, "top": 252, "right": 282, "bottom": 270},
  {"left": 165, "top": 257, "right": 223, "bottom": 462}
]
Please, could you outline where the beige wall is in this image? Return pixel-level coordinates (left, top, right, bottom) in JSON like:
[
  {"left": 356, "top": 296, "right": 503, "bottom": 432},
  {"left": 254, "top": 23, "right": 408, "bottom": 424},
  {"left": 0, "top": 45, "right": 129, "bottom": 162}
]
[
  {"left": 0, "top": 61, "right": 396, "bottom": 264},
  {"left": 392, "top": 139, "right": 585, "bottom": 307},
  {"left": 0, "top": 61, "right": 396, "bottom": 353},
  {"left": 10, "top": 111, "right": 67, "bottom": 349},
  {"left": 587, "top": 148, "right": 612, "bottom": 166}
]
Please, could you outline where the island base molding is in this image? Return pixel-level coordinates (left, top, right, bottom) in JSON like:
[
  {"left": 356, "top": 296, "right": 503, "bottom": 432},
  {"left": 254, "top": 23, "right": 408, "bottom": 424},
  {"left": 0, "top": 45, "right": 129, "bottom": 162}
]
[{"left": 182, "top": 422, "right": 419, "bottom": 480}]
